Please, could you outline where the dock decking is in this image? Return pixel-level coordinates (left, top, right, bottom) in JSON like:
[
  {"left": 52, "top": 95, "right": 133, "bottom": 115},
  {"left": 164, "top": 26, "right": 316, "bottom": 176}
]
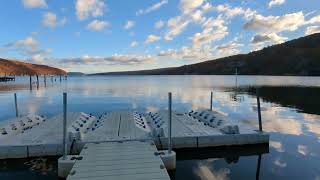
[{"left": 67, "top": 141, "right": 170, "bottom": 180}]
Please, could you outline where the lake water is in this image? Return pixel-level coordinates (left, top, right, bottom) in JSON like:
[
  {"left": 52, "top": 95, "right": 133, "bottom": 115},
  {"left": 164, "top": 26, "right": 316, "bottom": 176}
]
[{"left": 0, "top": 75, "right": 320, "bottom": 180}]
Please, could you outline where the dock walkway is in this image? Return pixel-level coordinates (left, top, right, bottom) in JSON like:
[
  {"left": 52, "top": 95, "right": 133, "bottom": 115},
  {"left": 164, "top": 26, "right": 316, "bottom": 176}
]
[{"left": 67, "top": 141, "right": 170, "bottom": 180}]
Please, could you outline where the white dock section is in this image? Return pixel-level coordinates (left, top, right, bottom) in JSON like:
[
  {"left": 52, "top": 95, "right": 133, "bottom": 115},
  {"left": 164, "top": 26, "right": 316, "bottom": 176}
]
[
  {"left": 0, "top": 112, "right": 96, "bottom": 159},
  {"left": 146, "top": 110, "right": 269, "bottom": 149},
  {"left": 83, "top": 111, "right": 151, "bottom": 142},
  {"left": 67, "top": 141, "right": 170, "bottom": 180}
]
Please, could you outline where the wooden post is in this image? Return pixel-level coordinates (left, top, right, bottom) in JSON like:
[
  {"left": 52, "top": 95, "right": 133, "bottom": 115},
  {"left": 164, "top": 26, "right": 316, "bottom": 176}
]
[
  {"left": 63, "top": 92, "right": 68, "bottom": 160},
  {"left": 210, "top": 92, "right": 213, "bottom": 111},
  {"left": 14, "top": 93, "right": 18, "bottom": 117},
  {"left": 29, "top": 75, "right": 32, "bottom": 90},
  {"left": 60, "top": 75, "right": 62, "bottom": 82},
  {"left": 36, "top": 75, "right": 39, "bottom": 89},
  {"left": 44, "top": 75, "right": 47, "bottom": 87},
  {"left": 168, "top": 92, "right": 172, "bottom": 154},
  {"left": 256, "top": 88, "right": 262, "bottom": 132}
]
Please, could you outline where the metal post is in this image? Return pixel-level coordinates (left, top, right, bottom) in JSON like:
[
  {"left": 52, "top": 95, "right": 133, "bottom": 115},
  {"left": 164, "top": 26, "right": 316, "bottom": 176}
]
[
  {"left": 14, "top": 93, "right": 18, "bottom": 117},
  {"left": 210, "top": 91, "right": 213, "bottom": 111},
  {"left": 168, "top": 92, "right": 172, "bottom": 154},
  {"left": 63, "top": 92, "right": 68, "bottom": 159},
  {"left": 256, "top": 88, "right": 262, "bottom": 132}
]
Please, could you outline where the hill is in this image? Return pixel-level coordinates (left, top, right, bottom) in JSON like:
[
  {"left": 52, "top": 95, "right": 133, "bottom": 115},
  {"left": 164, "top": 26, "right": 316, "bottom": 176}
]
[
  {"left": 92, "top": 33, "right": 320, "bottom": 76},
  {"left": 0, "top": 58, "right": 66, "bottom": 76}
]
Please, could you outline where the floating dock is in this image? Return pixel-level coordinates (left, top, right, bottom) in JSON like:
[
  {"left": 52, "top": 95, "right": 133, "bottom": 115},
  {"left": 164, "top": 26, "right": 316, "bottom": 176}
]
[
  {"left": 67, "top": 141, "right": 170, "bottom": 180},
  {"left": 0, "top": 110, "right": 268, "bottom": 159}
]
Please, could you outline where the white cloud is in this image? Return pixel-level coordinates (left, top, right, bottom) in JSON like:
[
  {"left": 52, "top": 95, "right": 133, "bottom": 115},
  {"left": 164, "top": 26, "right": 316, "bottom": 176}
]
[
  {"left": 251, "top": 33, "right": 287, "bottom": 44},
  {"left": 305, "top": 26, "right": 320, "bottom": 35},
  {"left": 60, "top": 54, "right": 156, "bottom": 66},
  {"left": 144, "top": 35, "right": 161, "bottom": 44},
  {"left": 130, "top": 41, "right": 138, "bottom": 47},
  {"left": 16, "top": 36, "right": 38, "bottom": 48},
  {"left": 213, "top": 4, "right": 256, "bottom": 19},
  {"left": 179, "top": 0, "right": 204, "bottom": 14},
  {"left": 216, "top": 41, "right": 243, "bottom": 57},
  {"left": 124, "top": 20, "right": 135, "bottom": 29},
  {"left": 42, "top": 12, "right": 66, "bottom": 28},
  {"left": 87, "top": 20, "right": 109, "bottom": 31},
  {"left": 136, "top": 0, "right": 168, "bottom": 16},
  {"left": 158, "top": 46, "right": 214, "bottom": 61},
  {"left": 190, "top": 16, "right": 228, "bottom": 47},
  {"left": 22, "top": 0, "right": 47, "bottom": 8},
  {"left": 76, "top": 0, "right": 105, "bottom": 20},
  {"left": 268, "top": 0, "right": 285, "bottom": 8},
  {"left": 155, "top": 20, "right": 165, "bottom": 29},
  {"left": 244, "top": 12, "right": 305, "bottom": 34},
  {"left": 165, "top": 16, "right": 190, "bottom": 40},
  {"left": 306, "top": 15, "right": 320, "bottom": 24}
]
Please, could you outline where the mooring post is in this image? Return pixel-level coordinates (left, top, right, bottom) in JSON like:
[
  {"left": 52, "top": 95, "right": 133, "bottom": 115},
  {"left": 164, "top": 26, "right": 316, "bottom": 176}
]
[
  {"left": 168, "top": 92, "right": 172, "bottom": 154},
  {"left": 210, "top": 91, "right": 213, "bottom": 111},
  {"left": 63, "top": 92, "right": 68, "bottom": 160},
  {"left": 14, "top": 93, "right": 18, "bottom": 117},
  {"left": 44, "top": 75, "right": 47, "bottom": 87},
  {"left": 29, "top": 75, "right": 32, "bottom": 90},
  {"left": 60, "top": 75, "right": 62, "bottom": 82},
  {"left": 256, "top": 88, "right": 262, "bottom": 132},
  {"left": 36, "top": 75, "right": 39, "bottom": 89}
]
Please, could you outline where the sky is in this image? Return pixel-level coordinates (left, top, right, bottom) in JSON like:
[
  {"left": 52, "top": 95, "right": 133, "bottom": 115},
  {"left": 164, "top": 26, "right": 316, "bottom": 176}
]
[{"left": 0, "top": 0, "right": 320, "bottom": 73}]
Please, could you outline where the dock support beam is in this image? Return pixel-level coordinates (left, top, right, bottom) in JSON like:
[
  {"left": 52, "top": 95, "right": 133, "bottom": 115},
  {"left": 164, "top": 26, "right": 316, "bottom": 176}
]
[
  {"left": 168, "top": 92, "right": 172, "bottom": 154},
  {"left": 63, "top": 92, "right": 68, "bottom": 159},
  {"left": 210, "top": 91, "right": 213, "bottom": 111},
  {"left": 256, "top": 88, "right": 263, "bottom": 132},
  {"left": 29, "top": 76, "right": 32, "bottom": 90},
  {"left": 14, "top": 93, "right": 18, "bottom": 117}
]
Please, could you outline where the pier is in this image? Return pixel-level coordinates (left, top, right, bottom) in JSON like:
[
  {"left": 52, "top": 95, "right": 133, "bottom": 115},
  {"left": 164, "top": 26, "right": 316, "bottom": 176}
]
[{"left": 0, "top": 76, "right": 15, "bottom": 82}]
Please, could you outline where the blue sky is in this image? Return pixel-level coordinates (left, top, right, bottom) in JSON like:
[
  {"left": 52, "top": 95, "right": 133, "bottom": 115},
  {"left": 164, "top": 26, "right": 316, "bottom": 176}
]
[{"left": 0, "top": 0, "right": 320, "bottom": 73}]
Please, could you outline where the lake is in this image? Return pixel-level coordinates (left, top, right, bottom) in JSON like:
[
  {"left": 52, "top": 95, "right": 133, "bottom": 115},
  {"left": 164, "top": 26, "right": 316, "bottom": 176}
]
[{"left": 0, "top": 75, "right": 320, "bottom": 180}]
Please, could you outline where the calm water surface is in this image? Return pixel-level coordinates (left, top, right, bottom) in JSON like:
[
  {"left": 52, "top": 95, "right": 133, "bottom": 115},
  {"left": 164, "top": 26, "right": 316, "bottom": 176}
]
[{"left": 0, "top": 75, "right": 320, "bottom": 180}]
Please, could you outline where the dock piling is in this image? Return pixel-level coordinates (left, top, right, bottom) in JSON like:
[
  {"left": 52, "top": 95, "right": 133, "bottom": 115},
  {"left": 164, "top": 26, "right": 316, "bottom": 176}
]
[
  {"left": 63, "top": 92, "right": 68, "bottom": 159},
  {"left": 29, "top": 76, "right": 32, "bottom": 90},
  {"left": 256, "top": 88, "right": 263, "bottom": 132},
  {"left": 168, "top": 92, "right": 172, "bottom": 154},
  {"left": 14, "top": 93, "right": 18, "bottom": 117},
  {"left": 210, "top": 91, "right": 213, "bottom": 111}
]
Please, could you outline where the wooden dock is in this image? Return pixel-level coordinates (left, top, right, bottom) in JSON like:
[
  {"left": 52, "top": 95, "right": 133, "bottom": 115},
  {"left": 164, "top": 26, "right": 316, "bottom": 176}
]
[
  {"left": 0, "top": 76, "right": 15, "bottom": 82},
  {"left": 67, "top": 141, "right": 170, "bottom": 180}
]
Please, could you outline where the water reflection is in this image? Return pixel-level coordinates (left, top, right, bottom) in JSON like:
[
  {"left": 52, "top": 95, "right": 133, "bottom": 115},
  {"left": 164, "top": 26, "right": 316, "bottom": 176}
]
[{"left": 0, "top": 75, "right": 320, "bottom": 179}]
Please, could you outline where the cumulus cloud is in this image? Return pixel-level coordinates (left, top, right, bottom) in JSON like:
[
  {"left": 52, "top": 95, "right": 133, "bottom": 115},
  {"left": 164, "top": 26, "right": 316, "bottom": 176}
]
[
  {"left": 3, "top": 36, "right": 52, "bottom": 64},
  {"left": 22, "top": 0, "right": 47, "bottom": 8},
  {"left": 165, "top": 16, "right": 190, "bottom": 40},
  {"left": 268, "top": 0, "right": 285, "bottom": 8},
  {"left": 144, "top": 35, "right": 161, "bottom": 44},
  {"left": 42, "top": 12, "right": 66, "bottom": 28},
  {"left": 124, "top": 20, "right": 135, "bottom": 29},
  {"left": 244, "top": 12, "right": 305, "bottom": 33},
  {"left": 213, "top": 4, "right": 256, "bottom": 19},
  {"left": 87, "top": 20, "right": 109, "bottom": 31},
  {"left": 76, "top": 0, "right": 105, "bottom": 20},
  {"left": 305, "top": 26, "right": 320, "bottom": 35},
  {"left": 251, "top": 33, "right": 287, "bottom": 44},
  {"left": 216, "top": 41, "right": 243, "bottom": 56},
  {"left": 59, "top": 54, "right": 156, "bottom": 66},
  {"left": 190, "top": 16, "right": 228, "bottom": 47},
  {"left": 130, "top": 41, "right": 138, "bottom": 47},
  {"left": 155, "top": 20, "right": 165, "bottom": 29},
  {"left": 136, "top": 0, "right": 168, "bottom": 16},
  {"left": 179, "top": 0, "right": 204, "bottom": 14},
  {"left": 158, "top": 46, "right": 214, "bottom": 61}
]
